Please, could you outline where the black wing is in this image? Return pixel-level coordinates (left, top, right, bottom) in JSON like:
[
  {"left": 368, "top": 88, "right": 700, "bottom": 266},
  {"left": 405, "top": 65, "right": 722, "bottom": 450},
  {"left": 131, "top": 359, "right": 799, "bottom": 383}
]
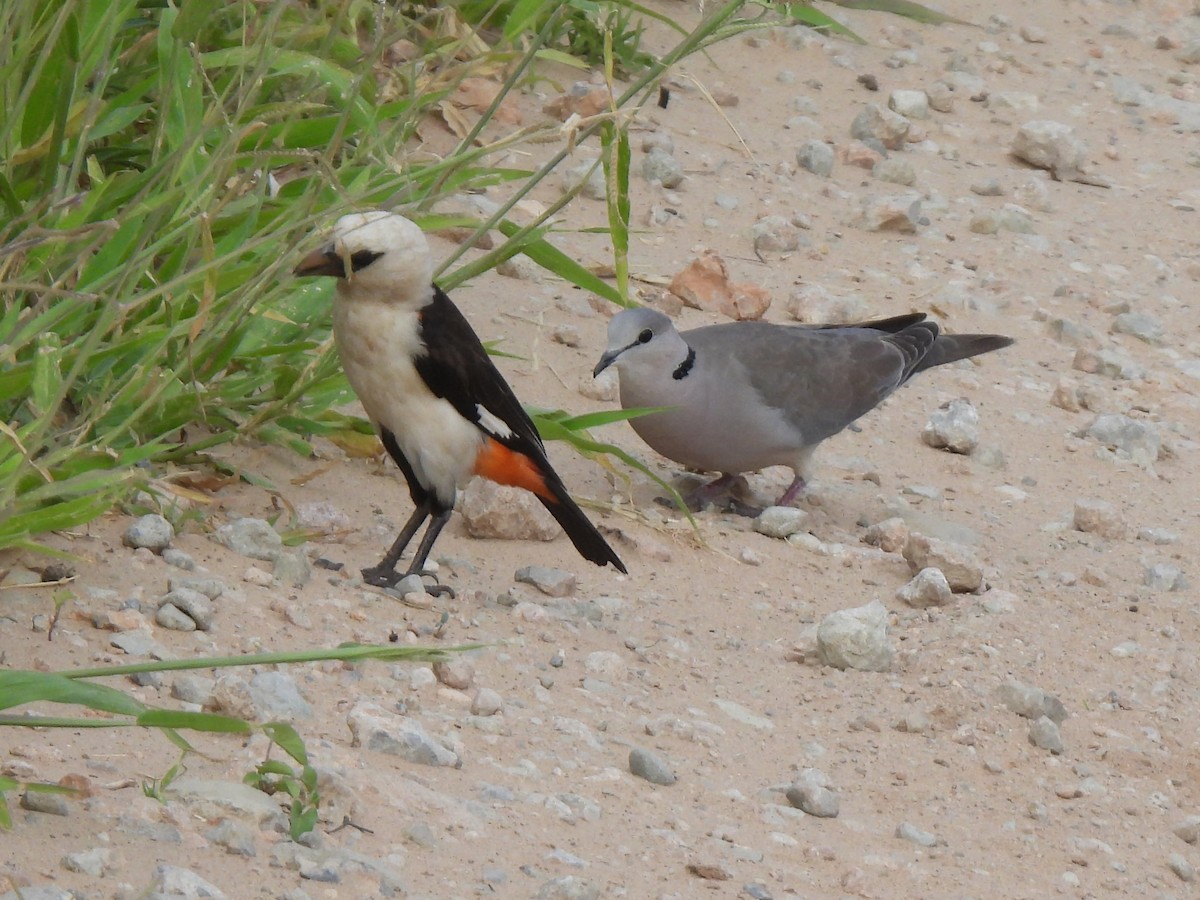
[{"left": 413, "top": 285, "right": 547, "bottom": 456}]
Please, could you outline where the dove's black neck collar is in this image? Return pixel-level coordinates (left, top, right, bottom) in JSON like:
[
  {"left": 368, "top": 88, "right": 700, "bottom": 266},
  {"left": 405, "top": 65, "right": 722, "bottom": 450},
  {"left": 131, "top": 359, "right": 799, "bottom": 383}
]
[{"left": 673, "top": 345, "right": 696, "bottom": 381}]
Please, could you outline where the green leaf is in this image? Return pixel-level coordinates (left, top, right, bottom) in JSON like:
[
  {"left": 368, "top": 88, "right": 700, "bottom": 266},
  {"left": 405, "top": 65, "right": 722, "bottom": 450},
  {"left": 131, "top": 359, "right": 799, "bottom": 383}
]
[
  {"left": 136, "top": 710, "right": 254, "bottom": 733},
  {"left": 0, "top": 670, "right": 147, "bottom": 717},
  {"left": 832, "top": 0, "right": 976, "bottom": 27},
  {"left": 495, "top": 220, "right": 626, "bottom": 306},
  {"left": 263, "top": 722, "right": 309, "bottom": 766}
]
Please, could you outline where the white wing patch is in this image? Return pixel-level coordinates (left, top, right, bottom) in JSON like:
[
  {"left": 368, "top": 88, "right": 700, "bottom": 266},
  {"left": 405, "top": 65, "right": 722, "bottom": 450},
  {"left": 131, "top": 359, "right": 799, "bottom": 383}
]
[{"left": 476, "top": 405, "right": 513, "bottom": 439}]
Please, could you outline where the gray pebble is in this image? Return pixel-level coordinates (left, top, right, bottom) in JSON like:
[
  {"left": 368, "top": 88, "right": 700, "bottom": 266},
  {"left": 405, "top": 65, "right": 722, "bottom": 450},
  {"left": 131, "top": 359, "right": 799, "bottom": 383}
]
[
  {"left": 874, "top": 157, "right": 916, "bottom": 186},
  {"left": 1169, "top": 853, "right": 1196, "bottom": 883},
  {"left": 888, "top": 89, "right": 929, "bottom": 119},
  {"left": 160, "top": 587, "right": 213, "bottom": 631},
  {"left": 895, "top": 821, "right": 939, "bottom": 847},
  {"left": 273, "top": 548, "right": 312, "bottom": 587},
  {"left": 515, "top": 565, "right": 577, "bottom": 597},
  {"left": 1084, "top": 414, "right": 1161, "bottom": 464},
  {"left": 61, "top": 847, "right": 112, "bottom": 877},
  {"left": 172, "top": 674, "right": 216, "bottom": 705},
  {"left": 148, "top": 864, "right": 228, "bottom": 899},
  {"left": 641, "top": 147, "right": 684, "bottom": 188},
  {"left": 346, "top": 701, "right": 460, "bottom": 767},
  {"left": 785, "top": 781, "right": 839, "bottom": 818},
  {"left": 162, "top": 548, "right": 195, "bottom": 570},
  {"left": 896, "top": 567, "right": 953, "bottom": 608},
  {"left": 1111, "top": 312, "right": 1164, "bottom": 345},
  {"left": 629, "top": 747, "right": 676, "bottom": 785},
  {"left": 796, "top": 139, "right": 834, "bottom": 177},
  {"left": 155, "top": 602, "right": 197, "bottom": 632},
  {"left": 1145, "top": 563, "right": 1187, "bottom": 592},
  {"left": 123, "top": 514, "right": 174, "bottom": 553},
  {"left": 1028, "top": 715, "right": 1064, "bottom": 754},
  {"left": 754, "top": 506, "right": 810, "bottom": 539},
  {"left": 206, "top": 819, "right": 257, "bottom": 856},
  {"left": 850, "top": 103, "right": 910, "bottom": 150},
  {"left": 817, "top": 600, "right": 892, "bottom": 672},
  {"left": 167, "top": 576, "right": 226, "bottom": 599},
  {"left": 922, "top": 398, "right": 980, "bottom": 454},
  {"left": 214, "top": 517, "right": 282, "bottom": 561},
  {"left": 534, "top": 876, "right": 601, "bottom": 900}
]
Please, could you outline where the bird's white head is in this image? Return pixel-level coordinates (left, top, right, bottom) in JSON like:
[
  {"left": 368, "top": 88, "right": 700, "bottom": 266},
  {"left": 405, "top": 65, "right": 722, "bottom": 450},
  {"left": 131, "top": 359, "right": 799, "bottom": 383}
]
[
  {"left": 593, "top": 307, "right": 686, "bottom": 378},
  {"left": 294, "top": 210, "right": 433, "bottom": 306}
]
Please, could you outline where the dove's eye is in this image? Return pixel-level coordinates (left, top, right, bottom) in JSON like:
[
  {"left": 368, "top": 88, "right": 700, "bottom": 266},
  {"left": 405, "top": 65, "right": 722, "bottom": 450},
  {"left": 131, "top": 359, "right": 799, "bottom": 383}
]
[{"left": 637, "top": 329, "right": 653, "bottom": 344}]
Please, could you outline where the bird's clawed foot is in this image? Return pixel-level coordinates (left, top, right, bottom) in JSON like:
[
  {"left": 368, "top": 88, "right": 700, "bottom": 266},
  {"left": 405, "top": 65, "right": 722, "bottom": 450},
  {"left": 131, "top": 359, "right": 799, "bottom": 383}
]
[
  {"left": 361, "top": 564, "right": 456, "bottom": 598},
  {"left": 679, "top": 474, "right": 764, "bottom": 517}
]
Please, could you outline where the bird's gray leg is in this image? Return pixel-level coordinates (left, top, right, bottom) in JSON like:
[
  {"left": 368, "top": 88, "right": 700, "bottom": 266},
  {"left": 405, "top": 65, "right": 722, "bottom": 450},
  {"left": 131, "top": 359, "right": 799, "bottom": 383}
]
[
  {"left": 362, "top": 504, "right": 429, "bottom": 588},
  {"left": 775, "top": 473, "right": 807, "bottom": 507},
  {"left": 683, "top": 474, "right": 763, "bottom": 517},
  {"left": 402, "top": 510, "right": 455, "bottom": 597}
]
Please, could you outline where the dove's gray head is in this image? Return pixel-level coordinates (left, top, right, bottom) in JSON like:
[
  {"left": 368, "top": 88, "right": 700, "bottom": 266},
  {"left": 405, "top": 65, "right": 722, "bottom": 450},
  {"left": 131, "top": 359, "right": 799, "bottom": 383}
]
[
  {"left": 593, "top": 307, "right": 689, "bottom": 378},
  {"left": 294, "top": 210, "right": 433, "bottom": 306}
]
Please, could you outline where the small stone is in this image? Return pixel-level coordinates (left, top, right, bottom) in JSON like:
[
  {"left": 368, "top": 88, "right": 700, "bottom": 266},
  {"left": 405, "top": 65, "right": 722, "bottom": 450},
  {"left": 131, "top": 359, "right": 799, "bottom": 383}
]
[
  {"left": 460, "top": 478, "right": 562, "bottom": 542},
  {"left": 155, "top": 603, "right": 197, "bottom": 632},
  {"left": 206, "top": 819, "right": 257, "bottom": 857},
  {"left": 863, "top": 517, "right": 908, "bottom": 553},
  {"left": 896, "top": 567, "right": 953, "bottom": 608},
  {"left": 669, "top": 250, "right": 771, "bottom": 321},
  {"left": 850, "top": 103, "right": 910, "bottom": 150},
  {"left": 272, "top": 548, "right": 312, "bottom": 587},
  {"left": 159, "top": 587, "right": 214, "bottom": 631},
  {"left": 970, "top": 177, "right": 1004, "bottom": 196},
  {"left": 61, "top": 847, "right": 112, "bottom": 877},
  {"left": 172, "top": 674, "right": 216, "bottom": 705},
  {"left": 214, "top": 518, "right": 282, "bottom": 561},
  {"left": 754, "top": 506, "right": 810, "bottom": 539},
  {"left": 535, "top": 875, "right": 601, "bottom": 900},
  {"left": 148, "top": 864, "right": 227, "bottom": 899},
  {"left": 895, "top": 822, "right": 938, "bottom": 847},
  {"left": 888, "top": 89, "right": 929, "bottom": 119},
  {"left": 786, "top": 781, "right": 839, "bottom": 818},
  {"left": 873, "top": 157, "right": 916, "bottom": 186},
  {"left": 471, "top": 688, "right": 504, "bottom": 717},
  {"left": 1110, "top": 312, "right": 1164, "bottom": 345},
  {"left": 629, "top": 747, "right": 676, "bottom": 785},
  {"left": 922, "top": 398, "right": 980, "bottom": 454},
  {"left": 1011, "top": 120, "right": 1088, "bottom": 182},
  {"left": 1138, "top": 527, "right": 1179, "bottom": 545},
  {"left": 859, "top": 194, "right": 921, "bottom": 233},
  {"left": 796, "top": 139, "right": 834, "bottom": 177},
  {"left": 817, "top": 600, "right": 892, "bottom": 672},
  {"left": 785, "top": 284, "right": 867, "bottom": 324},
  {"left": 1073, "top": 347, "right": 1143, "bottom": 381},
  {"left": 903, "top": 533, "right": 984, "bottom": 593},
  {"left": 433, "top": 658, "right": 475, "bottom": 690},
  {"left": 641, "top": 147, "right": 684, "bottom": 188},
  {"left": 561, "top": 158, "right": 606, "bottom": 200},
  {"left": 515, "top": 565, "right": 577, "bottom": 598},
  {"left": 1072, "top": 499, "right": 1127, "bottom": 540},
  {"left": 20, "top": 790, "right": 69, "bottom": 816},
  {"left": 123, "top": 514, "right": 174, "bottom": 553},
  {"left": 1084, "top": 414, "right": 1160, "bottom": 464},
  {"left": 1173, "top": 815, "right": 1200, "bottom": 844},
  {"left": 1169, "top": 854, "right": 1196, "bottom": 883},
  {"left": 346, "top": 701, "right": 460, "bottom": 767},
  {"left": 1145, "top": 563, "right": 1186, "bottom": 592},
  {"left": 997, "top": 680, "right": 1067, "bottom": 724},
  {"left": 751, "top": 215, "right": 803, "bottom": 254},
  {"left": 1028, "top": 715, "right": 1064, "bottom": 754},
  {"left": 161, "top": 548, "right": 195, "bottom": 570},
  {"left": 552, "top": 324, "right": 581, "bottom": 347}
]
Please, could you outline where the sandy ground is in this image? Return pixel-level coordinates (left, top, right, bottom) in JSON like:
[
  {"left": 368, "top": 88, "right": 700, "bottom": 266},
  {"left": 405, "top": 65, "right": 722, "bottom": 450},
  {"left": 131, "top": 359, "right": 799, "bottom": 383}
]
[{"left": 5, "top": 1, "right": 1200, "bottom": 897}]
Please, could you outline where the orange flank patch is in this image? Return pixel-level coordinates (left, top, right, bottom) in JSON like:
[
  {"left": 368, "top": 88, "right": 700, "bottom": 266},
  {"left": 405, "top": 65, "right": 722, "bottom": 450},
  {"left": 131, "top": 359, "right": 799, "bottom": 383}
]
[{"left": 473, "top": 438, "right": 555, "bottom": 502}]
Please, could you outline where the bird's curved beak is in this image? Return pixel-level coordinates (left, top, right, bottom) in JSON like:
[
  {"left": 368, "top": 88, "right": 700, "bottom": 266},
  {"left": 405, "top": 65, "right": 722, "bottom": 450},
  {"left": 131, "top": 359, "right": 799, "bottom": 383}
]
[
  {"left": 293, "top": 245, "right": 346, "bottom": 278},
  {"left": 593, "top": 350, "right": 620, "bottom": 378}
]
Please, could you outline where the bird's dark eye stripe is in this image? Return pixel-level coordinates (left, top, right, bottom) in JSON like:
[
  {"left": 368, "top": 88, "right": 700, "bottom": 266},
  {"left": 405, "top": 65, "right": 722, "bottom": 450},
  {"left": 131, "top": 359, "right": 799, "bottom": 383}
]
[
  {"left": 637, "top": 329, "right": 653, "bottom": 344},
  {"left": 350, "top": 249, "right": 383, "bottom": 271}
]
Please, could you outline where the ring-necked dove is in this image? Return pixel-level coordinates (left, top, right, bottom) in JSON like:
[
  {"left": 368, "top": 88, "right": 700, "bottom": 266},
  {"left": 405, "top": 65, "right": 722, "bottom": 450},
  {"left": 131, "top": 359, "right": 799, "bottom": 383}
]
[
  {"left": 593, "top": 307, "right": 1012, "bottom": 511},
  {"left": 295, "top": 211, "right": 625, "bottom": 593}
]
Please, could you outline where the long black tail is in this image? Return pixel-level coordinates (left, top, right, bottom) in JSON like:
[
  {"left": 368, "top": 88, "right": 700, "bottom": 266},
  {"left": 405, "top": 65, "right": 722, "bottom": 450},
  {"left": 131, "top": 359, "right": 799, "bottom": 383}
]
[
  {"left": 915, "top": 332, "right": 1014, "bottom": 374},
  {"left": 538, "top": 475, "right": 627, "bottom": 574}
]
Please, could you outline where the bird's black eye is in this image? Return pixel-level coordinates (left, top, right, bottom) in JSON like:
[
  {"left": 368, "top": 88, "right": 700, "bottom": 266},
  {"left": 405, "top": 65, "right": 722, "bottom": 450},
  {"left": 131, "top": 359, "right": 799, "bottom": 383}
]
[
  {"left": 349, "top": 249, "right": 383, "bottom": 272},
  {"left": 637, "top": 328, "right": 653, "bottom": 344}
]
